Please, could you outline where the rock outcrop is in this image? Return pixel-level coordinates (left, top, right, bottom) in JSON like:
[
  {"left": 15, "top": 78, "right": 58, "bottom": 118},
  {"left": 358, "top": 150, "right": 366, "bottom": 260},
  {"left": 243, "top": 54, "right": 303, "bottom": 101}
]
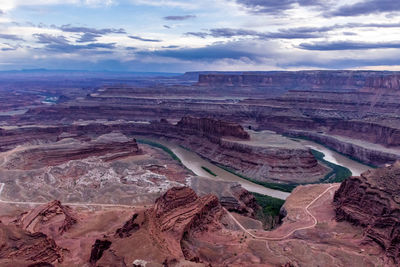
[
  {"left": 189, "top": 176, "right": 260, "bottom": 217},
  {"left": 150, "top": 187, "right": 225, "bottom": 260},
  {"left": 0, "top": 184, "right": 394, "bottom": 266},
  {"left": 285, "top": 130, "right": 400, "bottom": 166},
  {"left": 198, "top": 71, "right": 400, "bottom": 92},
  {"left": 334, "top": 161, "right": 400, "bottom": 264},
  {"left": 14, "top": 200, "right": 77, "bottom": 237},
  {"left": 145, "top": 118, "right": 329, "bottom": 184},
  {"left": 4, "top": 132, "right": 140, "bottom": 170},
  {"left": 0, "top": 221, "right": 64, "bottom": 266},
  {"left": 177, "top": 116, "right": 250, "bottom": 139}
]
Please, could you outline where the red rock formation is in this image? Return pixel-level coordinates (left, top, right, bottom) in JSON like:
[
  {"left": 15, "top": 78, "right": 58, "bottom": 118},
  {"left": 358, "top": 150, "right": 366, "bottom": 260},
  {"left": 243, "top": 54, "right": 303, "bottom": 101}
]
[
  {"left": 0, "top": 184, "right": 393, "bottom": 266},
  {"left": 365, "top": 74, "right": 400, "bottom": 91},
  {"left": 14, "top": 200, "right": 77, "bottom": 237},
  {"left": 189, "top": 177, "right": 260, "bottom": 217},
  {"left": 198, "top": 71, "right": 400, "bottom": 92},
  {"left": 177, "top": 116, "right": 250, "bottom": 139},
  {"left": 4, "top": 132, "right": 140, "bottom": 169},
  {"left": 229, "top": 184, "right": 260, "bottom": 216},
  {"left": 144, "top": 119, "right": 329, "bottom": 183},
  {"left": 334, "top": 161, "right": 400, "bottom": 264},
  {"left": 150, "top": 187, "right": 225, "bottom": 260},
  {"left": 0, "top": 221, "right": 64, "bottom": 265}
]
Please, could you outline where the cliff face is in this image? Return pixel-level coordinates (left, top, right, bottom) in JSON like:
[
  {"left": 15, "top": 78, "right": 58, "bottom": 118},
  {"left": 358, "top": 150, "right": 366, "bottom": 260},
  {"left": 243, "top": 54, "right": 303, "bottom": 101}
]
[
  {"left": 0, "top": 124, "right": 142, "bottom": 153},
  {"left": 189, "top": 176, "right": 260, "bottom": 217},
  {"left": 0, "top": 221, "right": 64, "bottom": 266},
  {"left": 285, "top": 131, "right": 400, "bottom": 166},
  {"left": 151, "top": 118, "right": 328, "bottom": 184},
  {"left": 177, "top": 116, "right": 250, "bottom": 139},
  {"left": 364, "top": 74, "right": 400, "bottom": 91},
  {"left": 149, "top": 187, "right": 225, "bottom": 261},
  {"left": 0, "top": 117, "right": 327, "bottom": 184},
  {"left": 14, "top": 200, "right": 77, "bottom": 237},
  {"left": 3, "top": 132, "right": 140, "bottom": 170},
  {"left": 198, "top": 71, "right": 400, "bottom": 92},
  {"left": 334, "top": 161, "right": 400, "bottom": 264}
]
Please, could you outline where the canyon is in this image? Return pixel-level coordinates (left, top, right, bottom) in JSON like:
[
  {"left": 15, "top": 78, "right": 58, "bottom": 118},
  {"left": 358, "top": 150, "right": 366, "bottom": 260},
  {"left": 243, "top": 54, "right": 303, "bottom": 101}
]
[
  {"left": 0, "top": 70, "right": 399, "bottom": 266},
  {"left": 5, "top": 71, "right": 398, "bottom": 168}
]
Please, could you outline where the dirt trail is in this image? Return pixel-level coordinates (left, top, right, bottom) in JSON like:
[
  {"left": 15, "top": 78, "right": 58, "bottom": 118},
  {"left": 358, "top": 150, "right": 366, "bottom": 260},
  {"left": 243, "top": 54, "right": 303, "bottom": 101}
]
[{"left": 226, "top": 184, "right": 339, "bottom": 241}]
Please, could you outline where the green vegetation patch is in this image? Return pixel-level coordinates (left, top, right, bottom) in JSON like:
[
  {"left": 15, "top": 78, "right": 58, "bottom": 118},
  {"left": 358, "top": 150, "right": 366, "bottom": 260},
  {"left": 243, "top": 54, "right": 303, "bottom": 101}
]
[
  {"left": 252, "top": 192, "right": 285, "bottom": 217},
  {"left": 201, "top": 166, "right": 217, "bottom": 176},
  {"left": 252, "top": 192, "right": 285, "bottom": 229},
  {"left": 137, "top": 139, "right": 181, "bottom": 163}
]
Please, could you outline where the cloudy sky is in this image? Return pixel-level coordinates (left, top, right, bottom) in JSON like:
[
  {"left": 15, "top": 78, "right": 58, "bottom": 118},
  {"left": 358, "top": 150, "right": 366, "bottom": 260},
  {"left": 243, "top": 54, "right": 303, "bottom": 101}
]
[{"left": 1, "top": 0, "right": 400, "bottom": 72}]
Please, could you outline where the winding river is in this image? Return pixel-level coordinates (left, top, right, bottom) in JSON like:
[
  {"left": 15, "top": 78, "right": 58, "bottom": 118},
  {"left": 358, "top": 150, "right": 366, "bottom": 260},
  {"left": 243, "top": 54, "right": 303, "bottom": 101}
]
[
  {"left": 142, "top": 137, "right": 372, "bottom": 200},
  {"left": 296, "top": 139, "right": 372, "bottom": 176}
]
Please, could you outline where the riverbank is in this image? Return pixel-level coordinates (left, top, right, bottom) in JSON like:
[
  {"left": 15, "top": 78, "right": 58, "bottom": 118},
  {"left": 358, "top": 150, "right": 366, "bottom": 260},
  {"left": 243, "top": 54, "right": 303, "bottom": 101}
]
[
  {"left": 286, "top": 131, "right": 399, "bottom": 167},
  {"left": 136, "top": 136, "right": 291, "bottom": 200},
  {"left": 296, "top": 139, "right": 373, "bottom": 176},
  {"left": 136, "top": 133, "right": 373, "bottom": 202}
]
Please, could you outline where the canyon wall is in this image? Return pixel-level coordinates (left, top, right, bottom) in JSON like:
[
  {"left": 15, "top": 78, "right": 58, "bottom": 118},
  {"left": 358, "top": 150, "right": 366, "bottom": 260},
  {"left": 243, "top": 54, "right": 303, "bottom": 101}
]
[
  {"left": 3, "top": 132, "right": 140, "bottom": 170},
  {"left": 145, "top": 117, "right": 328, "bottom": 184},
  {"left": 198, "top": 71, "right": 400, "bottom": 92},
  {"left": 334, "top": 161, "right": 400, "bottom": 264},
  {"left": 0, "top": 117, "right": 328, "bottom": 184},
  {"left": 177, "top": 116, "right": 250, "bottom": 139},
  {"left": 285, "top": 131, "right": 400, "bottom": 166}
]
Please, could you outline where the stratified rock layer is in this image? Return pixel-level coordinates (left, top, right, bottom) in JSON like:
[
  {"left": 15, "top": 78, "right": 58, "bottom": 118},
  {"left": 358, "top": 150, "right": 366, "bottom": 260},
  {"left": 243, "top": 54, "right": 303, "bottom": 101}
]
[
  {"left": 150, "top": 187, "right": 224, "bottom": 259},
  {"left": 189, "top": 176, "right": 260, "bottom": 217},
  {"left": 14, "top": 200, "right": 77, "bottom": 237},
  {"left": 177, "top": 116, "right": 250, "bottom": 139},
  {"left": 334, "top": 161, "right": 400, "bottom": 263},
  {"left": 4, "top": 132, "right": 140, "bottom": 170},
  {"left": 0, "top": 221, "right": 64, "bottom": 266},
  {"left": 198, "top": 71, "right": 400, "bottom": 92},
  {"left": 149, "top": 117, "right": 329, "bottom": 183}
]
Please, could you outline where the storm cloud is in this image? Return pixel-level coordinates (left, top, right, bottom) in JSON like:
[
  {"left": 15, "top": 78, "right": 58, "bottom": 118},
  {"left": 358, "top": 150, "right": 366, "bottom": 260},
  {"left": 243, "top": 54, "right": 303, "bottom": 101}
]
[
  {"left": 60, "top": 25, "right": 126, "bottom": 34},
  {"left": 0, "top": 34, "right": 24, "bottom": 41},
  {"left": 129, "top": 35, "right": 162, "bottom": 42},
  {"left": 235, "top": 0, "right": 325, "bottom": 14},
  {"left": 327, "top": 0, "right": 400, "bottom": 17},
  {"left": 299, "top": 41, "right": 400, "bottom": 50}
]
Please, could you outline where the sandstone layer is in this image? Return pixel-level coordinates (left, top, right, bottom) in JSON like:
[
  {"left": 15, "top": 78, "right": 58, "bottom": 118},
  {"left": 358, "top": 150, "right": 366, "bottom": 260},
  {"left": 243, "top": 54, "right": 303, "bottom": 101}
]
[
  {"left": 189, "top": 176, "right": 259, "bottom": 218},
  {"left": 198, "top": 71, "right": 400, "bottom": 92},
  {"left": 285, "top": 130, "right": 400, "bottom": 166},
  {"left": 1, "top": 184, "right": 393, "bottom": 266},
  {"left": 0, "top": 221, "right": 64, "bottom": 266},
  {"left": 0, "top": 131, "right": 190, "bottom": 205},
  {"left": 334, "top": 161, "right": 400, "bottom": 264},
  {"left": 145, "top": 117, "right": 329, "bottom": 184},
  {"left": 177, "top": 116, "right": 250, "bottom": 139},
  {"left": 3, "top": 132, "right": 140, "bottom": 170}
]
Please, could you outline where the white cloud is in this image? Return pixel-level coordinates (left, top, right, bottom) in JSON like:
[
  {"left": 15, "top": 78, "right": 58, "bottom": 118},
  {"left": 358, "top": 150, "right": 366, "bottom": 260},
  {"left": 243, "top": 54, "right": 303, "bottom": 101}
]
[
  {"left": 0, "top": 0, "right": 116, "bottom": 11},
  {"left": 129, "top": 0, "right": 198, "bottom": 9}
]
